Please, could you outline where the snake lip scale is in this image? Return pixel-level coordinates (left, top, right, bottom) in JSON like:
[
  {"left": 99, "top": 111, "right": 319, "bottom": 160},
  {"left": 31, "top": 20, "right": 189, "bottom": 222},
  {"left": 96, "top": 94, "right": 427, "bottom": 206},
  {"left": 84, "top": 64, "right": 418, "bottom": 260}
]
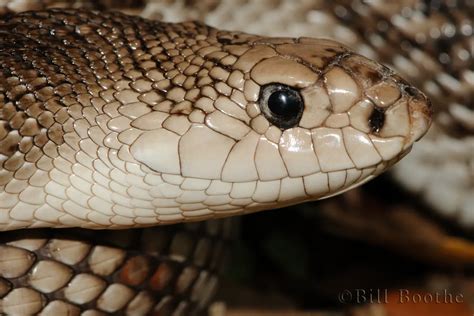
[{"left": 0, "top": 9, "right": 431, "bottom": 231}]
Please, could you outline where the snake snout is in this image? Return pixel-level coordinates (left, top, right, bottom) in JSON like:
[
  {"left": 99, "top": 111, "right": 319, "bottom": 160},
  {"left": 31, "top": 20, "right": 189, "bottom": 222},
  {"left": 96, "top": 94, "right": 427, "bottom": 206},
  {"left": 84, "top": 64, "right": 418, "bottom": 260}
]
[{"left": 369, "top": 79, "right": 432, "bottom": 150}]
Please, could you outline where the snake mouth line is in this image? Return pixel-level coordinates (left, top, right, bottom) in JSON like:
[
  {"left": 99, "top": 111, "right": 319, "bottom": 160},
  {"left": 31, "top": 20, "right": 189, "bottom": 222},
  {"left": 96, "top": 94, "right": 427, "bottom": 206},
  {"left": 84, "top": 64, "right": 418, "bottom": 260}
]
[
  {"left": 234, "top": 147, "right": 411, "bottom": 218},
  {"left": 317, "top": 148, "right": 411, "bottom": 201}
]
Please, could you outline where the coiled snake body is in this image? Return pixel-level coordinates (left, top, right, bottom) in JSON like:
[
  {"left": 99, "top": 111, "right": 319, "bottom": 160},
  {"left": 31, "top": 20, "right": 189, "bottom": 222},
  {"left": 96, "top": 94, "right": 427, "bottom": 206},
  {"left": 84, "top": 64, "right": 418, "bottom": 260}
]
[{"left": 0, "top": 9, "right": 431, "bottom": 315}]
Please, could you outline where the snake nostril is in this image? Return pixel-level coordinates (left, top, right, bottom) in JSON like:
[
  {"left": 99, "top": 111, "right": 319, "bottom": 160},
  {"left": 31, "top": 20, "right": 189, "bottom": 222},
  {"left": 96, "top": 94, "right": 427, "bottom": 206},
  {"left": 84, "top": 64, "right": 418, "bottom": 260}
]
[
  {"left": 403, "top": 85, "right": 424, "bottom": 100},
  {"left": 368, "top": 106, "right": 385, "bottom": 133}
]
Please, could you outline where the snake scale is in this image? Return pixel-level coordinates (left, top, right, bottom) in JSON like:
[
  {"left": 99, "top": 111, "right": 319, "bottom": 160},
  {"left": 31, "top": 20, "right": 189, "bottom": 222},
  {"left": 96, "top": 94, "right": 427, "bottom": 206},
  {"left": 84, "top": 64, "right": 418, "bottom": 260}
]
[{"left": 0, "top": 6, "right": 431, "bottom": 316}]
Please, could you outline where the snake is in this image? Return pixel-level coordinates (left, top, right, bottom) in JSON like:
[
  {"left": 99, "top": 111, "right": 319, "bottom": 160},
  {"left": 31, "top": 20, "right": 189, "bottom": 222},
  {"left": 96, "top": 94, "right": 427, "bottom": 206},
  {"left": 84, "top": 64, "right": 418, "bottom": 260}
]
[{"left": 0, "top": 7, "right": 431, "bottom": 315}]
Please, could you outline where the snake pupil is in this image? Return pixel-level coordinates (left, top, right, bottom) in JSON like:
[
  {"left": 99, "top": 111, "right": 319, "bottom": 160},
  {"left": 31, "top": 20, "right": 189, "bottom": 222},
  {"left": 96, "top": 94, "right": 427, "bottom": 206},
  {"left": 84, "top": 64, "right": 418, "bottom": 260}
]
[
  {"left": 268, "top": 90, "right": 300, "bottom": 118},
  {"left": 259, "top": 84, "right": 304, "bottom": 129}
]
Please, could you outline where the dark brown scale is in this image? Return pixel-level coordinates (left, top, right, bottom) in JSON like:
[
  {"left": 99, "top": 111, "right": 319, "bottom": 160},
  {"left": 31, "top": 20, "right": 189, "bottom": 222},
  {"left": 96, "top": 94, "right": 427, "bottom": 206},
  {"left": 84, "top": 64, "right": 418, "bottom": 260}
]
[
  {"left": 44, "top": 98, "right": 63, "bottom": 113},
  {"left": 2, "top": 103, "right": 17, "bottom": 121},
  {"left": 0, "top": 169, "right": 13, "bottom": 186},
  {"left": 25, "top": 102, "right": 45, "bottom": 119},
  {"left": 3, "top": 151, "right": 25, "bottom": 171},
  {"left": 7, "top": 84, "right": 27, "bottom": 101},
  {"left": 18, "top": 137, "right": 34, "bottom": 153},
  {"left": 0, "top": 132, "right": 20, "bottom": 156},
  {"left": 32, "top": 132, "right": 48, "bottom": 151},
  {"left": 54, "top": 83, "right": 73, "bottom": 97},
  {"left": 17, "top": 94, "right": 37, "bottom": 111},
  {"left": 62, "top": 117, "right": 75, "bottom": 134},
  {"left": 24, "top": 146, "right": 43, "bottom": 163},
  {"left": 341, "top": 55, "right": 385, "bottom": 89},
  {"left": 14, "top": 163, "right": 36, "bottom": 180},
  {"left": 18, "top": 118, "right": 41, "bottom": 136},
  {"left": 35, "top": 86, "right": 54, "bottom": 102},
  {"left": 37, "top": 111, "right": 55, "bottom": 128},
  {"left": 8, "top": 112, "right": 26, "bottom": 130},
  {"left": 46, "top": 123, "right": 64, "bottom": 145},
  {"left": 54, "top": 107, "right": 70, "bottom": 124},
  {"left": 0, "top": 121, "right": 8, "bottom": 140},
  {"left": 217, "top": 37, "right": 232, "bottom": 45}
]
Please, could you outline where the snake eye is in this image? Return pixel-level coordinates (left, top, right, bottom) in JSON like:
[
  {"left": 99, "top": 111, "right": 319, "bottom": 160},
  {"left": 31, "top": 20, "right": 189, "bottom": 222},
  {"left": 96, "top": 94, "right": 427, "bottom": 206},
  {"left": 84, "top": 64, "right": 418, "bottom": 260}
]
[{"left": 259, "top": 83, "right": 304, "bottom": 129}]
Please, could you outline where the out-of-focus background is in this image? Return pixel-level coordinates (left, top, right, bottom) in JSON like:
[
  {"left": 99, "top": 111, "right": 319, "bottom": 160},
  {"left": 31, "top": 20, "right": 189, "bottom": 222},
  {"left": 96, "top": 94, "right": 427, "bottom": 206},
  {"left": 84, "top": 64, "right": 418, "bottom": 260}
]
[{"left": 2, "top": 0, "right": 472, "bottom": 315}]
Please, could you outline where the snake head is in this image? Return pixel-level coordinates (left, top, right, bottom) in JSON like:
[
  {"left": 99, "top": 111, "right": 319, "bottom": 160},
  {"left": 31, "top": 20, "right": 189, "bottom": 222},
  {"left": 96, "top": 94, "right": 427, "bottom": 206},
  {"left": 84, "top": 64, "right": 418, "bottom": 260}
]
[
  {"left": 131, "top": 32, "right": 432, "bottom": 217},
  {"left": 0, "top": 13, "right": 432, "bottom": 229}
]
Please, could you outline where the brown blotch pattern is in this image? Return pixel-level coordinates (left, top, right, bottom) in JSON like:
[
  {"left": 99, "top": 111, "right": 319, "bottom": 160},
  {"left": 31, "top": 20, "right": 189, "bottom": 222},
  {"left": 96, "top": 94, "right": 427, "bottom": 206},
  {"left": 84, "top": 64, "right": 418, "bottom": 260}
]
[{"left": 0, "top": 219, "right": 233, "bottom": 315}]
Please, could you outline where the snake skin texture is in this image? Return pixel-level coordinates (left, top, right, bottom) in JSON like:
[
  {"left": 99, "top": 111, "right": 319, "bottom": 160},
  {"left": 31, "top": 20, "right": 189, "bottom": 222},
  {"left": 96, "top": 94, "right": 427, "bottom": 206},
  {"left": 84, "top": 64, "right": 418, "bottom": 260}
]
[
  {"left": 0, "top": 9, "right": 431, "bottom": 231},
  {"left": 0, "top": 5, "right": 433, "bottom": 315},
  {"left": 0, "top": 219, "right": 234, "bottom": 315}
]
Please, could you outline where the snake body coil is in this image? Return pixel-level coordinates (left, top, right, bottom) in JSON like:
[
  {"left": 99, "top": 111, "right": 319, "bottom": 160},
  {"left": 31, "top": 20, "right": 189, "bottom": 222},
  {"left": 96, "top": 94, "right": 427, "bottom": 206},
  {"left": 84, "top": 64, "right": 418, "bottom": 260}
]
[{"left": 0, "top": 9, "right": 431, "bottom": 315}]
